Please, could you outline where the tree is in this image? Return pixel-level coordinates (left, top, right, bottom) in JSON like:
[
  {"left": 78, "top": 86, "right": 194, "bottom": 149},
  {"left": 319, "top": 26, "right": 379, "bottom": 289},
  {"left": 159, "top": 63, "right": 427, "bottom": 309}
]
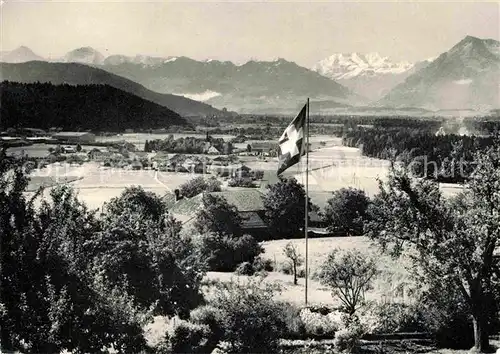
[
  {"left": 194, "top": 194, "right": 242, "bottom": 237},
  {"left": 324, "top": 188, "right": 370, "bottom": 236},
  {"left": 94, "top": 209, "right": 205, "bottom": 317},
  {"left": 0, "top": 163, "right": 147, "bottom": 353},
  {"left": 283, "top": 242, "right": 303, "bottom": 285},
  {"left": 263, "top": 176, "right": 310, "bottom": 238},
  {"left": 105, "top": 186, "right": 167, "bottom": 222},
  {"left": 76, "top": 143, "right": 82, "bottom": 152},
  {"left": 366, "top": 144, "right": 500, "bottom": 352},
  {"left": 179, "top": 176, "right": 222, "bottom": 198},
  {"left": 197, "top": 232, "right": 263, "bottom": 272},
  {"left": 316, "top": 249, "right": 377, "bottom": 315}
]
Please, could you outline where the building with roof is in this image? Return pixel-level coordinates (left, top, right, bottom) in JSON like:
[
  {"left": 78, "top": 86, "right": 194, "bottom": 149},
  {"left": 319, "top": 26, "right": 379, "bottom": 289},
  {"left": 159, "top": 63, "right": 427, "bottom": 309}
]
[
  {"left": 52, "top": 132, "right": 96, "bottom": 143},
  {"left": 249, "top": 141, "right": 278, "bottom": 156},
  {"left": 207, "top": 146, "right": 220, "bottom": 155},
  {"left": 165, "top": 189, "right": 269, "bottom": 239}
]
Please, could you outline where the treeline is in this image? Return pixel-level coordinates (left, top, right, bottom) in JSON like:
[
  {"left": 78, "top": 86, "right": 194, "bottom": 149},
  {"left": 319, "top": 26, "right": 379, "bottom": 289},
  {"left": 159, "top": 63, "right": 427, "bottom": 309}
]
[
  {"left": 0, "top": 81, "right": 189, "bottom": 132},
  {"left": 145, "top": 134, "right": 233, "bottom": 154},
  {"left": 343, "top": 128, "right": 494, "bottom": 182}
]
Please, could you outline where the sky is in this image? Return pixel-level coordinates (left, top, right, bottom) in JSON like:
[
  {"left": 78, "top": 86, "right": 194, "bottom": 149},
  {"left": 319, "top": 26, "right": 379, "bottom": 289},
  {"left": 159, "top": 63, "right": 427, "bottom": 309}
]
[{"left": 1, "top": 1, "right": 499, "bottom": 67}]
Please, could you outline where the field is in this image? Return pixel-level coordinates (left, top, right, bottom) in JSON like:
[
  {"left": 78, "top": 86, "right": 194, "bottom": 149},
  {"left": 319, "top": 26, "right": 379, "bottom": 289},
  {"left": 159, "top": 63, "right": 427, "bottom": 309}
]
[
  {"left": 29, "top": 162, "right": 199, "bottom": 210},
  {"left": 205, "top": 236, "right": 413, "bottom": 307},
  {"left": 21, "top": 134, "right": 462, "bottom": 210}
]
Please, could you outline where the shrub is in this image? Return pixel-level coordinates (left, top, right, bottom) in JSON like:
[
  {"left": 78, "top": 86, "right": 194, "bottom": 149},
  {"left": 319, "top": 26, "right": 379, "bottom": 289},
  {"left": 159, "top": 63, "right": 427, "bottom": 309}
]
[
  {"left": 252, "top": 256, "right": 274, "bottom": 272},
  {"left": 169, "top": 320, "right": 211, "bottom": 354},
  {"left": 275, "top": 302, "right": 306, "bottom": 339},
  {"left": 254, "top": 170, "right": 265, "bottom": 180},
  {"left": 300, "top": 308, "right": 339, "bottom": 338},
  {"left": 198, "top": 233, "right": 263, "bottom": 272},
  {"left": 334, "top": 328, "right": 361, "bottom": 353},
  {"left": 190, "top": 306, "right": 225, "bottom": 351},
  {"left": 210, "top": 279, "right": 285, "bottom": 353},
  {"left": 334, "top": 314, "right": 364, "bottom": 353},
  {"left": 297, "top": 267, "right": 306, "bottom": 278},
  {"left": 235, "top": 262, "right": 254, "bottom": 275},
  {"left": 369, "top": 302, "right": 426, "bottom": 334},
  {"left": 279, "top": 261, "right": 293, "bottom": 275},
  {"left": 228, "top": 177, "right": 255, "bottom": 188},
  {"left": 417, "top": 286, "right": 475, "bottom": 349}
]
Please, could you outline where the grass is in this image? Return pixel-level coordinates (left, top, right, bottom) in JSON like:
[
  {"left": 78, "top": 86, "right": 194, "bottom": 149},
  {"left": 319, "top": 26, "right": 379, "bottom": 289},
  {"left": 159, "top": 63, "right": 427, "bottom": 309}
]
[{"left": 204, "top": 236, "right": 414, "bottom": 307}]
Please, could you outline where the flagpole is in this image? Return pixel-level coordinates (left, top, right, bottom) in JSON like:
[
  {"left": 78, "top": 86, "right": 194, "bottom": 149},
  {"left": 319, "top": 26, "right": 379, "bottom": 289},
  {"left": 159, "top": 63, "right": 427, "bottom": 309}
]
[{"left": 305, "top": 98, "right": 309, "bottom": 306}]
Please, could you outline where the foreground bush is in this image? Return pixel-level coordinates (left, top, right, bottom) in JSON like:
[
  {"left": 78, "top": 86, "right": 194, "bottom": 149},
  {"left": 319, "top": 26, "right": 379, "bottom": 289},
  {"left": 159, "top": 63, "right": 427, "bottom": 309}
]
[
  {"left": 209, "top": 279, "right": 286, "bottom": 353},
  {"left": 300, "top": 308, "right": 340, "bottom": 338},
  {"left": 190, "top": 305, "right": 225, "bottom": 351},
  {"left": 197, "top": 233, "right": 263, "bottom": 272},
  {"left": 170, "top": 320, "right": 211, "bottom": 354},
  {"left": 368, "top": 302, "right": 426, "bottom": 334},
  {"left": 0, "top": 164, "right": 149, "bottom": 352},
  {"left": 334, "top": 315, "right": 365, "bottom": 353},
  {"left": 235, "top": 261, "right": 255, "bottom": 275},
  {"left": 252, "top": 256, "right": 274, "bottom": 272}
]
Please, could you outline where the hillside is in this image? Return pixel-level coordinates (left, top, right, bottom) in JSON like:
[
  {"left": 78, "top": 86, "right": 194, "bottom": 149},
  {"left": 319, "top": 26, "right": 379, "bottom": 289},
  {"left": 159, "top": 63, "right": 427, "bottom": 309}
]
[
  {"left": 0, "top": 62, "right": 226, "bottom": 117},
  {"left": 0, "top": 81, "right": 190, "bottom": 131},
  {"left": 379, "top": 36, "right": 500, "bottom": 111}
]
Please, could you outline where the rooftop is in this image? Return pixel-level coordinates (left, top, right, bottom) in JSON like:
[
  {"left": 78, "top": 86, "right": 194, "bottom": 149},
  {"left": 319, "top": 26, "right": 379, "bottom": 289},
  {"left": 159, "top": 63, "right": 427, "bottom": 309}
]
[
  {"left": 164, "top": 189, "right": 266, "bottom": 224},
  {"left": 209, "top": 189, "right": 265, "bottom": 212},
  {"left": 250, "top": 141, "right": 277, "bottom": 149}
]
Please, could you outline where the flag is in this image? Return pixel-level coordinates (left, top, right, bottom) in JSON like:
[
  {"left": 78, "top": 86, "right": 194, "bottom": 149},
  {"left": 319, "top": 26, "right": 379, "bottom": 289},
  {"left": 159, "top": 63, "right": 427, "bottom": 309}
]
[{"left": 277, "top": 104, "right": 307, "bottom": 175}]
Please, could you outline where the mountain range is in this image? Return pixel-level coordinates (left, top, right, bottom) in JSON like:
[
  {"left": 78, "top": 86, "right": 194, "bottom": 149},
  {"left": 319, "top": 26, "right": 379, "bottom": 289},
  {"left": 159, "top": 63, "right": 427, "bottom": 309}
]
[
  {"left": 313, "top": 53, "right": 434, "bottom": 101},
  {"left": 0, "top": 61, "right": 225, "bottom": 118},
  {"left": 98, "top": 56, "right": 358, "bottom": 114},
  {"left": 1, "top": 35, "right": 499, "bottom": 114}
]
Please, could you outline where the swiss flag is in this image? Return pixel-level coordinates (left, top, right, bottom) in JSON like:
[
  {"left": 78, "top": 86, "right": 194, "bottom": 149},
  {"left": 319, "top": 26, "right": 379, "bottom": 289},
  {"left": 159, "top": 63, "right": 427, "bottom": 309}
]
[{"left": 277, "top": 104, "right": 307, "bottom": 175}]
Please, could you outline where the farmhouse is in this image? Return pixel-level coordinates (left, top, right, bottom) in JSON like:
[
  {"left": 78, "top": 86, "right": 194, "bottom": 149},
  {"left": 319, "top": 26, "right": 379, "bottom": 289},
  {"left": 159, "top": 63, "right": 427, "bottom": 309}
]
[
  {"left": 249, "top": 141, "right": 277, "bottom": 156},
  {"left": 52, "top": 132, "right": 96, "bottom": 143},
  {"left": 165, "top": 189, "right": 269, "bottom": 239}
]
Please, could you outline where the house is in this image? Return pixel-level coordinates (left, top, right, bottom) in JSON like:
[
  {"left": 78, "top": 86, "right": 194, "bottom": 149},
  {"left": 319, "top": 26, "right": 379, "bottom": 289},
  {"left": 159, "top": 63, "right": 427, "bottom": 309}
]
[
  {"left": 211, "top": 156, "right": 229, "bottom": 165},
  {"left": 165, "top": 189, "right": 269, "bottom": 239},
  {"left": 249, "top": 141, "right": 277, "bottom": 156},
  {"left": 233, "top": 165, "right": 252, "bottom": 178},
  {"left": 62, "top": 146, "right": 76, "bottom": 153},
  {"left": 207, "top": 146, "right": 220, "bottom": 155},
  {"left": 131, "top": 160, "right": 143, "bottom": 170},
  {"left": 52, "top": 132, "right": 96, "bottom": 143}
]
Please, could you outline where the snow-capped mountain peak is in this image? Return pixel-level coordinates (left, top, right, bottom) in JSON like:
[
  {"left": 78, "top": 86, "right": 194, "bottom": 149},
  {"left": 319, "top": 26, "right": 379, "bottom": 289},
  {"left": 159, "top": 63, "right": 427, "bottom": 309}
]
[{"left": 313, "top": 52, "right": 413, "bottom": 80}]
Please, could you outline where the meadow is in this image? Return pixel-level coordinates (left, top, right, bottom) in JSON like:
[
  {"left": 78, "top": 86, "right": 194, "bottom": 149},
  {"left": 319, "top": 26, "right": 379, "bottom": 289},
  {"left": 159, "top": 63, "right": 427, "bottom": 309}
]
[{"left": 206, "top": 236, "right": 413, "bottom": 307}]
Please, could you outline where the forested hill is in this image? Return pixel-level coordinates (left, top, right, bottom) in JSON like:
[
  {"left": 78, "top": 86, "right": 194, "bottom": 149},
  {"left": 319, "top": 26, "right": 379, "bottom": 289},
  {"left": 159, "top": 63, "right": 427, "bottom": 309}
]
[
  {"left": 0, "top": 61, "right": 226, "bottom": 117},
  {"left": 0, "top": 81, "right": 192, "bottom": 131}
]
